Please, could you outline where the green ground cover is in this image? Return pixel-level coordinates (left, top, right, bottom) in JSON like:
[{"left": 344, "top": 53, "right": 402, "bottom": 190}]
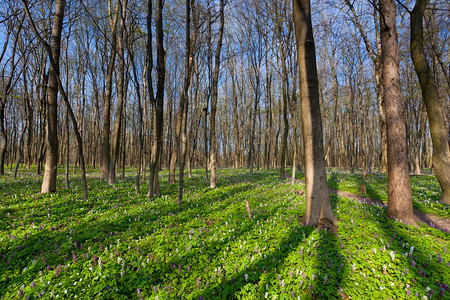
[
  {"left": 0, "top": 167, "right": 449, "bottom": 299},
  {"left": 325, "top": 172, "right": 449, "bottom": 219}
]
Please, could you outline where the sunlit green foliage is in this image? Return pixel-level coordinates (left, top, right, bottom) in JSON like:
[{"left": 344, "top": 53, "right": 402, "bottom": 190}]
[{"left": 0, "top": 168, "right": 448, "bottom": 299}]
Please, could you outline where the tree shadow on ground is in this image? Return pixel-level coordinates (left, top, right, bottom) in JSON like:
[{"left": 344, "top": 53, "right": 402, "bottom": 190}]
[
  {"left": 0, "top": 170, "right": 283, "bottom": 298},
  {"left": 311, "top": 228, "right": 347, "bottom": 299},
  {"left": 193, "top": 225, "right": 315, "bottom": 299},
  {"left": 354, "top": 181, "right": 450, "bottom": 299}
]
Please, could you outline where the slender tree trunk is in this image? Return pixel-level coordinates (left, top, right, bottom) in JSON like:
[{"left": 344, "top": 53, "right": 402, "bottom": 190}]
[
  {"left": 148, "top": 0, "right": 165, "bottom": 199},
  {"left": 411, "top": 0, "right": 450, "bottom": 204},
  {"left": 209, "top": 0, "right": 225, "bottom": 189},
  {"left": 129, "top": 45, "right": 144, "bottom": 195},
  {"left": 203, "top": 105, "right": 209, "bottom": 182},
  {"left": 264, "top": 62, "right": 272, "bottom": 170},
  {"left": 25, "top": 93, "right": 33, "bottom": 171},
  {"left": 290, "top": 70, "right": 298, "bottom": 184},
  {"left": 109, "top": 0, "right": 127, "bottom": 184},
  {"left": 101, "top": 0, "right": 120, "bottom": 181},
  {"left": 168, "top": 111, "right": 181, "bottom": 184},
  {"left": 293, "top": 0, "right": 337, "bottom": 228},
  {"left": 14, "top": 125, "right": 27, "bottom": 180},
  {"left": 0, "top": 102, "right": 6, "bottom": 175},
  {"left": 65, "top": 107, "right": 70, "bottom": 188},
  {"left": 280, "top": 67, "right": 289, "bottom": 180},
  {"left": 178, "top": 0, "right": 195, "bottom": 204},
  {"left": 379, "top": 0, "right": 414, "bottom": 224},
  {"left": 231, "top": 60, "right": 240, "bottom": 170}
]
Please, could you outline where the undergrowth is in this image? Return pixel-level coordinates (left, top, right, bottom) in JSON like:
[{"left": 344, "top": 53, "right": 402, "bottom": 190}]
[{"left": 0, "top": 167, "right": 449, "bottom": 299}]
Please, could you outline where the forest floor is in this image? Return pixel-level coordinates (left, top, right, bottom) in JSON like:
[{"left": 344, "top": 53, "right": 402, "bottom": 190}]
[
  {"left": 0, "top": 166, "right": 449, "bottom": 299},
  {"left": 286, "top": 173, "right": 450, "bottom": 232}
]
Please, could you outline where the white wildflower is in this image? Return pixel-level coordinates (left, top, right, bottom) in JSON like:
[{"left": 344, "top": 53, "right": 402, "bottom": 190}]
[{"left": 389, "top": 251, "right": 395, "bottom": 261}]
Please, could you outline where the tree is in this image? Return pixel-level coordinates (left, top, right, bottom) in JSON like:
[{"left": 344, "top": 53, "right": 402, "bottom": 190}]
[
  {"left": 343, "top": 0, "right": 387, "bottom": 174},
  {"left": 109, "top": 0, "right": 128, "bottom": 184},
  {"left": 0, "top": 6, "right": 24, "bottom": 175},
  {"left": 35, "top": 0, "right": 65, "bottom": 193},
  {"left": 101, "top": 0, "right": 120, "bottom": 182},
  {"left": 147, "top": 0, "right": 166, "bottom": 198},
  {"left": 379, "top": 0, "right": 414, "bottom": 223},
  {"left": 178, "top": 0, "right": 198, "bottom": 204},
  {"left": 292, "top": 0, "right": 337, "bottom": 228},
  {"left": 22, "top": 0, "right": 87, "bottom": 200},
  {"left": 274, "top": 0, "right": 292, "bottom": 181},
  {"left": 209, "top": 0, "right": 225, "bottom": 188},
  {"left": 411, "top": 0, "right": 450, "bottom": 205}
]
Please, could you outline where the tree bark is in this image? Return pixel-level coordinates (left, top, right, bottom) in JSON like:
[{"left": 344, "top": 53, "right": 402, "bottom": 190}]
[
  {"left": 40, "top": 0, "right": 65, "bottom": 193},
  {"left": 0, "top": 103, "right": 6, "bottom": 175},
  {"left": 209, "top": 0, "right": 225, "bottom": 188},
  {"left": 109, "top": 0, "right": 127, "bottom": 184},
  {"left": 379, "top": 0, "right": 414, "bottom": 224},
  {"left": 129, "top": 38, "right": 144, "bottom": 195},
  {"left": 178, "top": 0, "right": 196, "bottom": 204},
  {"left": 290, "top": 69, "right": 298, "bottom": 184},
  {"left": 148, "top": 0, "right": 165, "bottom": 199},
  {"left": 411, "top": 0, "right": 450, "bottom": 204},
  {"left": 293, "top": 0, "right": 337, "bottom": 228},
  {"left": 23, "top": 0, "right": 88, "bottom": 200},
  {"left": 101, "top": 0, "right": 120, "bottom": 181}
]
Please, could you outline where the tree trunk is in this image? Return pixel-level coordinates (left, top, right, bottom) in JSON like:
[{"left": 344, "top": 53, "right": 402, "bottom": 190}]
[
  {"left": 148, "top": 0, "right": 165, "bottom": 199},
  {"left": 40, "top": 0, "right": 65, "bottom": 193},
  {"left": 231, "top": 59, "right": 240, "bottom": 170},
  {"left": 411, "top": 0, "right": 450, "bottom": 205},
  {"left": 290, "top": 70, "right": 298, "bottom": 184},
  {"left": 209, "top": 0, "right": 225, "bottom": 189},
  {"left": 128, "top": 40, "right": 144, "bottom": 195},
  {"left": 178, "top": 0, "right": 195, "bottom": 204},
  {"left": 65, "top": 107, "right": 70, "bottom": 188},
  {"left": 380, "top": 0, "right": 414, "bottom": 224},
  {"left": 0, "top": 102, "right": 6, "bottom": 175},
  {"left": 293, "top": 0, "right": 337, "bottom": 228},
  {"left": 101, "top": 0, "right": 120, "bottom": 181},
  {"left": 109, "top": 0, "right": 127, "bottom": 184},
  {"left": 24, "top": 0, "right": 89, "bottom": 200},
  {"left": 14, "top": 124, "right": 27, "bottom": 180}
]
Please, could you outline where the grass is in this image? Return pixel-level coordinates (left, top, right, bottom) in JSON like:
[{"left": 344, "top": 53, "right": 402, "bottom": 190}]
[{"left": 0, "top": 166, "right": 449, "bottom": 299}]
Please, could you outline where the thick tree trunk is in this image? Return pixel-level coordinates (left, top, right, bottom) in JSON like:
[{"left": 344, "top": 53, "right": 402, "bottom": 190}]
[
  {"left": 380, "top": 0, "right": 414, "bottom": 224},
  {"left": 293, "top": 0, "right": 337, "bottom": 228},
  {"left": 41, "top": 0, "right": 65, "bottom": 193},
  {"left": 24, "top": 0, "right": 89, "bottom": 200},
  {"left": 411, "top": 0, "right": 450, "bottom": 205}
]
